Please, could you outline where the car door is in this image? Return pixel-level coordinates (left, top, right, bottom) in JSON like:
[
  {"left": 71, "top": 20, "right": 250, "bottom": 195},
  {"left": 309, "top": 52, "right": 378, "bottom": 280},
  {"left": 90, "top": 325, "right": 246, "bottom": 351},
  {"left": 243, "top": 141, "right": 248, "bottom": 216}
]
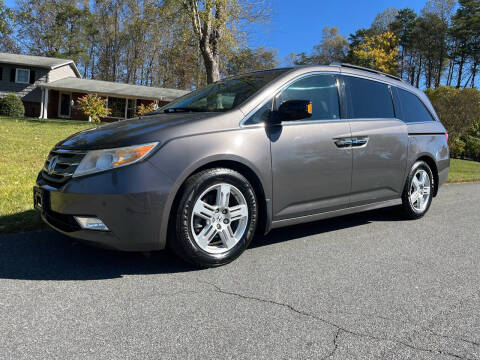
[
  {"left": 342, "top": 75, "right": 408, "bottom": 206},
  {"left": 269, "top": 73, "right": 353, "bottom": 221}
]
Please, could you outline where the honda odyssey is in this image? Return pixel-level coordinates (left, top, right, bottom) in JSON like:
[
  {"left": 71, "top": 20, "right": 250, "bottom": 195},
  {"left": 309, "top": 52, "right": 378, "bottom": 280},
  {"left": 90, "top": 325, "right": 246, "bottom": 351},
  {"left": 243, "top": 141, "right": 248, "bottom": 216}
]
[{"left": 34, "top": 64, "right": 450, "bottom": 267}]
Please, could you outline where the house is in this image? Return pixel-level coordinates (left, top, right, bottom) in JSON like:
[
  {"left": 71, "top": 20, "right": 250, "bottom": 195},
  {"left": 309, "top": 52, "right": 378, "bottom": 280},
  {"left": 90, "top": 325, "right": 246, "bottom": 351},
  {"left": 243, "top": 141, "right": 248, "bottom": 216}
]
[{"left": 0, "top": 52, "right": 189, "bottom": 121}]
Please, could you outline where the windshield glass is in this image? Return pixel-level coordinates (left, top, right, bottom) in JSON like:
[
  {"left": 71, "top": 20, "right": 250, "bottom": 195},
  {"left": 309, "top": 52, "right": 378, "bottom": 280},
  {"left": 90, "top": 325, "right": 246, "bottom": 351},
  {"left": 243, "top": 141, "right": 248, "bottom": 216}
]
[{"left": 160, "top": 69, "right": 290, "bottom": 113}]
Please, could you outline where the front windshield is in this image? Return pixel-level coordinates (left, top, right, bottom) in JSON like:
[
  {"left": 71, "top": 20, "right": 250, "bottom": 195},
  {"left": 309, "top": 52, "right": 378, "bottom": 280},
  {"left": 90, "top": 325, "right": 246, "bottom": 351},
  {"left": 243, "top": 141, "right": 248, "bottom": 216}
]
[{"left": 160, "top": 69, "right": 290, "bottom": 113}]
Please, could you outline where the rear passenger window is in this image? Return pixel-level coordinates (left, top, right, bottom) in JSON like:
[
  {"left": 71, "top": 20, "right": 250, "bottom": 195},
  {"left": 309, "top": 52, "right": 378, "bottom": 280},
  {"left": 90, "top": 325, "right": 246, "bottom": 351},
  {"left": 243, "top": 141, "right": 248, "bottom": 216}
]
[
  {"left": 344, "top": 76, "right": 394, "bottom": 119},
  {"left": 277, "top": 74, "right": 340, "bottom": 121},
  {"left": 397, "top": 88, "right": 435, "bottom": 123}
]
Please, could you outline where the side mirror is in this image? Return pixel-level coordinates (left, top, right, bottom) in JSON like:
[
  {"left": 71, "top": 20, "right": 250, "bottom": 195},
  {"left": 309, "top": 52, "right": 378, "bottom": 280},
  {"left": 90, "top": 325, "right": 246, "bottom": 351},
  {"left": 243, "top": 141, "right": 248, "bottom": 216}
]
[{"left": 277, "top": 100, "right": 313, "bottom": 122}]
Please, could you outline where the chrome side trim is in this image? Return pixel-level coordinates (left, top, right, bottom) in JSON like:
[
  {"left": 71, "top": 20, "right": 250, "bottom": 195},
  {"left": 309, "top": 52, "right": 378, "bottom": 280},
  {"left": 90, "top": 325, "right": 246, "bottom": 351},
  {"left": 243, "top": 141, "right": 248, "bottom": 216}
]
[{"left": 51, "top": 149, "right": 87, "bottom": 155}]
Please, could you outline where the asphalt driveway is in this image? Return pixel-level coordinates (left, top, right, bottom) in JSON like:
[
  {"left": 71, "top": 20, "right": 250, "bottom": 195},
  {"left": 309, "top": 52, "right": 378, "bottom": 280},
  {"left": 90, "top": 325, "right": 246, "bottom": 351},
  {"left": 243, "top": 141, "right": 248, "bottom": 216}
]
[{"left": 0, "top": 183, "right": 479, "bottom": 359}]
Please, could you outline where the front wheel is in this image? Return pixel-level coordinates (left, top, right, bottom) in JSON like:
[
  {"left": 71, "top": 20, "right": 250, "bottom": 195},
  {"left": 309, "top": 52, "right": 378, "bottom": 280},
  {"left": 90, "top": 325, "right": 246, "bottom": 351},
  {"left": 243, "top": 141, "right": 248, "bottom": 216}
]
[
  {"left": 171, "top": 168, "right": 258, "bottom": 267},
  {"left": 401, "top": 161, "right": 434, "bottom": 219}
]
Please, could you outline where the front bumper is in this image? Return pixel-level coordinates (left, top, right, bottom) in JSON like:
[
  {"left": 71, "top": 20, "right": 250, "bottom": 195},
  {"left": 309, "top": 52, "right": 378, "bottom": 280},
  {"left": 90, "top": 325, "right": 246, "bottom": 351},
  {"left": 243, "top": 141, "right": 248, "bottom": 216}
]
[{"left": 34, "top": 161, "right": 174, "bottom": 251}]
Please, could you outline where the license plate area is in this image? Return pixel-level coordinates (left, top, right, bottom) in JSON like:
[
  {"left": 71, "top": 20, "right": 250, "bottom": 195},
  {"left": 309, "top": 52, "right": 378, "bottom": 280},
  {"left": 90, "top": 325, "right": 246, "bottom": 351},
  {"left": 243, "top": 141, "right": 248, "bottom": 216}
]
[{"left": 33, "top": 187, "right": 49, "bottom": 212}]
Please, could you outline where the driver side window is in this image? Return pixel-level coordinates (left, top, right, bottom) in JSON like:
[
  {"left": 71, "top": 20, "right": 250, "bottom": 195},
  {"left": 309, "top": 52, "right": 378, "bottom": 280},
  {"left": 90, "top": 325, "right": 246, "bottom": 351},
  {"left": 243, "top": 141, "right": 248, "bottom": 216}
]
[{"left": 277, "top": 74, "right": 340, "bottom": 121}]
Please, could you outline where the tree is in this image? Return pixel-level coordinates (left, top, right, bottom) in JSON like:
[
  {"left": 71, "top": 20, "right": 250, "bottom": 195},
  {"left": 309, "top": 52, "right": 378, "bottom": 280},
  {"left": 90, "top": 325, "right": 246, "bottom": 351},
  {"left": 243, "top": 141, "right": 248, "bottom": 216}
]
[
  {"left": 425, "top": 86, "right": 480, "bottom": 148},
  {"left": 371, "top": 7, "right": 399, "bottom": 34},
  {"left": 15, "top": 0, "right": 91, "bottom": 63},
  {"left": 352, "top": 31, "right": 399, "bottom": 75},
  {"left": 137, "top": 102, "right": 156, "bottom": 116},
  {"left": 422, "top": 0, "right": 456, "bottom": 21},
  {"left": 389, "top": 8, "right": 417, "bottom": 80},
  {"left": 312, "top": 27, "right": 349, "bottom": 64},
  {"left": 224, "top": 47, "right": 277, "bottom": 75},
  {"left": 292, "top": 26, "right": 348, "bottom": 65},
  {"left": 77, "top": 94, "right": 111, "bottom": 122},
  {"left": 0, "top": 0, "right": 17, "bottom": 52},
  {"left": 345, "top": 28, "right": 374, "bottom": 64},
  {"left": 449, "top": 0, "right": 480, "bottom": 88},
  {"left": 414, "top": 13, "right": 449, "bottom": 88},
  {"left": 175, "top": 0, "right": 270, "bottom": 84}
]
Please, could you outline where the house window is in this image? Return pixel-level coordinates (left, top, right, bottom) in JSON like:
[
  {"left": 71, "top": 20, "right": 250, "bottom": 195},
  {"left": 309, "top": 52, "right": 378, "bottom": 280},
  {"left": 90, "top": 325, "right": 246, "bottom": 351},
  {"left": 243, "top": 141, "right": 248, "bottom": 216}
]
[
  {"left": 127, "top": 99, "right": 136, "bottom": 118},
  {"left": 108, "top": 97, "right": 126, "bottom": 118},
  {"left": 0, "top": 67, "right": 3, "bottom": 81},
  {"left": 15, "top": 68, "right": 30, "bottom": 84}
]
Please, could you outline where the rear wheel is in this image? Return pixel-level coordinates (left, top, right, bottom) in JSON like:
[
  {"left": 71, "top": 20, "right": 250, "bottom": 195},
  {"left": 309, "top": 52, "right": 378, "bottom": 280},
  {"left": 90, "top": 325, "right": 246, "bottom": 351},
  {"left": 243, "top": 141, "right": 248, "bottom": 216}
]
[
  {"left": 401, "top": 161, "right": 434, "bottom": 219},
  {"left": 171, "top": 168, "right": 258, "bottom": 267}
]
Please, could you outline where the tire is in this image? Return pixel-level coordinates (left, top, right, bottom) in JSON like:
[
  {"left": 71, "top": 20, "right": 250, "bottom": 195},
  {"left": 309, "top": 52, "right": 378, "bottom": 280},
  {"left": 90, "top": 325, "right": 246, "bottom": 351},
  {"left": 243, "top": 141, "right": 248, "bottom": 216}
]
[
  {"left": 170, "top": 168, "right": 258, "bottom": 267},
  {"left": 401, "top": 160, "right": 434, "bottom": 220}
]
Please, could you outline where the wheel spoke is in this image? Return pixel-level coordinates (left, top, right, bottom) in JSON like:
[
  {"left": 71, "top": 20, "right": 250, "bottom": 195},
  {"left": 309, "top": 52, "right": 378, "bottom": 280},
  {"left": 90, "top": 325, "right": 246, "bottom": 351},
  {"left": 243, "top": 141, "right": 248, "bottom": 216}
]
[
  {"left": 418, "top": 193, "right": 425, "bottom": 208},
  {"left": 418, "top": 171, "right": 426, "bottom": 185},
  {"left": 423, "top": 186, "right": 431, "bottom": 195},
  {"left": 410, "top": 191, "right": 420, "bottom": 205},
  {"left": 229, "top": 204, "right": 248, "bottom": 221},
  {"left": 412, "top": 176, "right": 420, "bottom": 190},
  {"left": 196, "top": 224, "right": 217, "bottom": 249},
  {"left": 218, "top": 225, "right": 237, "bottom": 249},
  {"left": 216, "top": 184, "right": 231, "bottom": 208},
  {"left": 193, "top": 200, "right": 215, "bottom": 220}
]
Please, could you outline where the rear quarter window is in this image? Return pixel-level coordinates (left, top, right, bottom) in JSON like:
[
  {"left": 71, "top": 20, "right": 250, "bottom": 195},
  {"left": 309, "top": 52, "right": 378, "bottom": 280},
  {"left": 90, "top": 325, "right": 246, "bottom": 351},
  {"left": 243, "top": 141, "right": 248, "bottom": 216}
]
[
  {"left": 396, "top": 88, "right": 435, "bottom": 123},
  {"left": 344, "top": 76, "right": 394, "bottom": 119}
]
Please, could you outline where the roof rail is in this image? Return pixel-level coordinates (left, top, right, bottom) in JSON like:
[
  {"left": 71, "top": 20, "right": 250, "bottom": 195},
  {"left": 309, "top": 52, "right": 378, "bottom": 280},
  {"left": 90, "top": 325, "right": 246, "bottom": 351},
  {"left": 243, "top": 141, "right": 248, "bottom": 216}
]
[{"left": 330, "top": 62, "right": 403, "bottom": 82}]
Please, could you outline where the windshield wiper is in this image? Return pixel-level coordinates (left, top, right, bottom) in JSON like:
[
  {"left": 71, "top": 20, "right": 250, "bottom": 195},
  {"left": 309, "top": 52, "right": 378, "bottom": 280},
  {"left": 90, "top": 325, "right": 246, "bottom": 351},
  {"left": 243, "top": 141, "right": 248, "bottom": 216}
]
[{"left": 163, "top": 107, "right": 208, "bottom": 113}]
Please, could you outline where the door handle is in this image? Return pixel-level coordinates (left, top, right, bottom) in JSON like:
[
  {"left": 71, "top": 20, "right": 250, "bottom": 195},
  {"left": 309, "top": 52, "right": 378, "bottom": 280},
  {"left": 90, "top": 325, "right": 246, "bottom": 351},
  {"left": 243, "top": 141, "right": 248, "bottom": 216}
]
[
  {"left": 351, "top": 137, "right": 369, "bottom": 147},
  {"left": 334, "top": 138, "right": 353, "bottom": 148}
]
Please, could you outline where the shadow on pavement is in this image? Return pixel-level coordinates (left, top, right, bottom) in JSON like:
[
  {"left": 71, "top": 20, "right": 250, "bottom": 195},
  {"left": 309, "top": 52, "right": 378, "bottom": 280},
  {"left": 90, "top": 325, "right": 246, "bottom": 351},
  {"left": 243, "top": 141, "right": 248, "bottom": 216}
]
[{"left": 0, "top": 206, "right": 404, "bottom": 281}]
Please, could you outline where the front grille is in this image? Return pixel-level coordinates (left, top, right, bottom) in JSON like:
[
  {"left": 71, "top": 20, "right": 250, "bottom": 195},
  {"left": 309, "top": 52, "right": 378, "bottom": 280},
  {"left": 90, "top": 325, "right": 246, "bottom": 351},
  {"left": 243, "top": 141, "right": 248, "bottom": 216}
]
[{"left": 41, "top": 148, "right": 86, "bottom": 186}]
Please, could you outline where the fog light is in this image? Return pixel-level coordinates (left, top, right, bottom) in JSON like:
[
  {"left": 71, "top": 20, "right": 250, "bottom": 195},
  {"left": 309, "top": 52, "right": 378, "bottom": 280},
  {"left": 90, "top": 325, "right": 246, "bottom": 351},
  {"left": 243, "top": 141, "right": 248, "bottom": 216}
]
[{"left": 74, "top": 217, "right": 109, "bottom": 231}]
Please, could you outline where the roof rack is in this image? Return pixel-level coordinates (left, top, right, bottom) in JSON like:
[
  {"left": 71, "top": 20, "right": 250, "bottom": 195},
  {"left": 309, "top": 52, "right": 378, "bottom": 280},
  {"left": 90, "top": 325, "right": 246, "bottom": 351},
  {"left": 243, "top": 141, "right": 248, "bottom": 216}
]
[{"left": 329, "top": 62, "right": 403, "bottom": 82}]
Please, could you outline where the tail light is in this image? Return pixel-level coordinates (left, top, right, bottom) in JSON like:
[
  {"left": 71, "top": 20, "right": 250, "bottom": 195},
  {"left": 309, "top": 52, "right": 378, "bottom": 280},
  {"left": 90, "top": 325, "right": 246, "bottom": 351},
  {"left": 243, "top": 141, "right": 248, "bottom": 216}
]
[{"left": 445, "top": 132, "right": 449, "bottom": 143}]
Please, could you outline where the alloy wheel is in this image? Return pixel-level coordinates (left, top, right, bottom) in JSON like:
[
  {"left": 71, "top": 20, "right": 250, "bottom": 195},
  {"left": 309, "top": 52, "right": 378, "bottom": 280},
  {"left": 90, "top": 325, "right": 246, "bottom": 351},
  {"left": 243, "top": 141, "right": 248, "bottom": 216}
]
[
  {"left": 409, "top": 169, "right": 431, "bottom": 212},
  {"left": 190, "top": 183, "right": 249, "bottom": 254}
]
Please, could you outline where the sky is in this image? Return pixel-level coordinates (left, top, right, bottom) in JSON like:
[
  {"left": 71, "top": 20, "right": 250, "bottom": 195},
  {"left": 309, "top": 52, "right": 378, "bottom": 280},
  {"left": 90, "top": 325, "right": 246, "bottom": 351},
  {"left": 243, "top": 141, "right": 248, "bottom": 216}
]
[{"left": 248, "top": 0, "right": 427, "bottom": 63}]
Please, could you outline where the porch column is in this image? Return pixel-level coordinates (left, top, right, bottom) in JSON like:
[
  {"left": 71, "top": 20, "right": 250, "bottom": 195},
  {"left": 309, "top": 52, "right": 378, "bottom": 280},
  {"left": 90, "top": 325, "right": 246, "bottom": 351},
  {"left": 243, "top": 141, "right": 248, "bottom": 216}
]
[
  {"left": 40, "top": 88, "right": 49, "bottom": 119},
  {"left": 39, "top": 88, "right": 44, "bottom": 119}
]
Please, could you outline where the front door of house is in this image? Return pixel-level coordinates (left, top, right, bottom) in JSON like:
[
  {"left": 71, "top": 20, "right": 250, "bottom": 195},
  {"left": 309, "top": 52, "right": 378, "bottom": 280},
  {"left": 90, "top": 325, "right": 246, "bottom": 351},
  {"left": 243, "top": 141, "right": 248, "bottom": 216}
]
[{"left": 59, "top": 93, "right": 71, "bottom": 118}]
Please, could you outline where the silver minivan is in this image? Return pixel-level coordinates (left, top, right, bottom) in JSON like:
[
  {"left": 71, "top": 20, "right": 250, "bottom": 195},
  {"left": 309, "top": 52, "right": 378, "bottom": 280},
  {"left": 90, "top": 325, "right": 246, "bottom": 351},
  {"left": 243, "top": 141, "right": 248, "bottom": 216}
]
[{"left": 34, "top": 64, "right": 450, "bottom": 267}]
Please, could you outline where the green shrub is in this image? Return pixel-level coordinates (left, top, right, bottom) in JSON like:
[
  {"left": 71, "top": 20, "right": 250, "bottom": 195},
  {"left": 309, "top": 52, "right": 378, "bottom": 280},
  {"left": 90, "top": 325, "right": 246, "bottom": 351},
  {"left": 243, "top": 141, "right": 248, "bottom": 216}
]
[
  {"left": 425, "top": 87, "right": 480, "bottom": 145},
  {"left": 450, "top": 138, "right": 466, "bottom": 158},
  {"left": 0, "top": 93, "right": 25, "bottom": 117}
]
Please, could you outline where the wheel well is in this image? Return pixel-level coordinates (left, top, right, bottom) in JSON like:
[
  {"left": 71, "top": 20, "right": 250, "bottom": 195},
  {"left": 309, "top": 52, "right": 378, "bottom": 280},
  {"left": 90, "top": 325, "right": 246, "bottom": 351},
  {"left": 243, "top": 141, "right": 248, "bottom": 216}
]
[
  {"left": 167, "top": 160, "right": 268, "bottom": 242},
  {"left": 417, "top": 155, "right": 439, "bottom": 197}
]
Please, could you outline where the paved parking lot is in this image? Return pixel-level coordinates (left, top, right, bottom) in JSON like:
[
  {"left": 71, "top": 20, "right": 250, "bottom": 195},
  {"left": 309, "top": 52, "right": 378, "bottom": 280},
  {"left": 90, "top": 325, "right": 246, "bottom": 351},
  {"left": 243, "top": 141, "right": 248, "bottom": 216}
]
[{"left": 0, "top": 182, "right": 479, "bottom": 359}]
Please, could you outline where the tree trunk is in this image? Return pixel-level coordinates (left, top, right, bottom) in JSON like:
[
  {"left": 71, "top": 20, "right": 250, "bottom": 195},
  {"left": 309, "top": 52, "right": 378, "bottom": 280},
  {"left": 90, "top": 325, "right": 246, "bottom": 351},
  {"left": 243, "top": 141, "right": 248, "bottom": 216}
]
[
  {"left": 470, "top": 60, "right": 478, "bottom": 88},
  {"left": 185, "top": 0, "right": 223, "bottom": 84},
  {"left": 415, "top": 57, "right": 422, "bottom": 88},
  {"left": 202, "top": 49, "right": 220, "bottom": 84},
  {"left": 456, "top": 55, "right": 465, "bottom": 88},
  {"left": 446, "top": 59, "right": 454, "bottom": 86}
]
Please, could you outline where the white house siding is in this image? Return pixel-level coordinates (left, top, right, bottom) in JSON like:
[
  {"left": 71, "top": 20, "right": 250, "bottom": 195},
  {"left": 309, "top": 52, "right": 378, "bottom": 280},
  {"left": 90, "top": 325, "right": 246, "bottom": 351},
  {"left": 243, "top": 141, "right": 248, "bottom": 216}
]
[{"left": 48, "top": 64, "right": 77, "bottom": 83}]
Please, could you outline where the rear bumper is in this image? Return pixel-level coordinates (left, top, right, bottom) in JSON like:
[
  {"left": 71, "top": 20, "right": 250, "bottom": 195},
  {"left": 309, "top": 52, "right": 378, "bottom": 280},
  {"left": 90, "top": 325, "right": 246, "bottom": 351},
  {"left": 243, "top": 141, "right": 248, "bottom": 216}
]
[{"left": 34, "top": 162, "right": 174, "bottom": 251}]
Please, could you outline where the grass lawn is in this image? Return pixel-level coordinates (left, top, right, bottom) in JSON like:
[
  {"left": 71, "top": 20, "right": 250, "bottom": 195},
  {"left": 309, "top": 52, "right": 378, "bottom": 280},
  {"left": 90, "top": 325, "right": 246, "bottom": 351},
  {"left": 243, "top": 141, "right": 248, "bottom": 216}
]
[
  {"left": 0, "top": 117, "right": 97, "bottom": 233},
  {"left": 1, "top": 116, "right": 480, "bottom": 234},
  {"left": 447, "top": 158, "right": 480, "bottom": 183}
]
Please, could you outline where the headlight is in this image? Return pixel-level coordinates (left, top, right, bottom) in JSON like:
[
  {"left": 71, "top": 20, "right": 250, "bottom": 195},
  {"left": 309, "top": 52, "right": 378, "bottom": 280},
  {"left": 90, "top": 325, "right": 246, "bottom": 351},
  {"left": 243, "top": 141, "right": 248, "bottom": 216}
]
[{"left": 73, "top": 142, "right": 158, "bottom": 178}]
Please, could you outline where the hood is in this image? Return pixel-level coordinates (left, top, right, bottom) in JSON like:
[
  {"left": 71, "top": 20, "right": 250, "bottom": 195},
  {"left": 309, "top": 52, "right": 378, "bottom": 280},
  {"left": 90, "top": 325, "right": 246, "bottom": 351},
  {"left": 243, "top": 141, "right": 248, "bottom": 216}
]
[{"left": 56, "top": 112, "right": 216, "bottom": 150}]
